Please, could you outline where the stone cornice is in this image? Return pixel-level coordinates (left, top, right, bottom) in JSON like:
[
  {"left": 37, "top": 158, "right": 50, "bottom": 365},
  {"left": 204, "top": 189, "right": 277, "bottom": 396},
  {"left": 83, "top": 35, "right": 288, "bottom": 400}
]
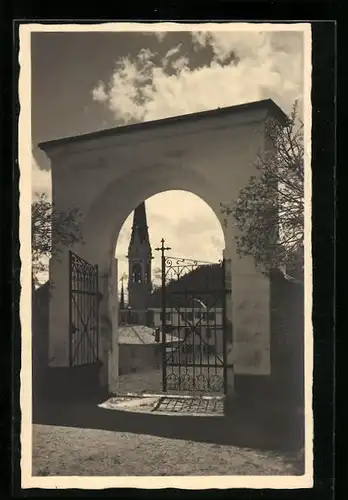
[{"left": 38, "top": 99, "right": 286, "bottom": 160}]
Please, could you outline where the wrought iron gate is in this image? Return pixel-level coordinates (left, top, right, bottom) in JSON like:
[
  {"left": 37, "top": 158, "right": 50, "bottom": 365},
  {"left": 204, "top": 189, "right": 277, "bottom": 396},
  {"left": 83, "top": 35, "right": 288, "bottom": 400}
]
[
  {"left": 156, "top": 239, "right": 230, "bottom": 395},
  {"left": 69, "top": 251, "right": 100, "bottom": 367}
]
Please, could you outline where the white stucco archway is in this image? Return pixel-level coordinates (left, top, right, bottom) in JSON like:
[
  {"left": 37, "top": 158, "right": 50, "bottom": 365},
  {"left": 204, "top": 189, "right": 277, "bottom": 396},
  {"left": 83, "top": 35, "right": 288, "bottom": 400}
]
[{"left": 39, "top": 99, "right": 286, "bottom": 395}]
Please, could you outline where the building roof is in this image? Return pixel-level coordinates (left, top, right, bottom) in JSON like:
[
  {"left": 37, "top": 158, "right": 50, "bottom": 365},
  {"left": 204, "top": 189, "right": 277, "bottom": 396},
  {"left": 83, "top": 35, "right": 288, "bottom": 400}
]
[
  {"left": 38, "top": 99, "right": 287, "bottom": 151},
  {"left": 118, "top": 325, "right": 180, "bottom": 345},
  {"left": 149, "top": 262, "right": 225, "bottom": 308}
]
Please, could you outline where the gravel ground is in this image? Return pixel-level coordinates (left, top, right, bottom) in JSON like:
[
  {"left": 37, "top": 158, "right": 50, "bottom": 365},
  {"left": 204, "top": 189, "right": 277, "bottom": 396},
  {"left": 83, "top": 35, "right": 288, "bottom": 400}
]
[{"left": 32, "top": 424, "right": 301, "bottom": 476}]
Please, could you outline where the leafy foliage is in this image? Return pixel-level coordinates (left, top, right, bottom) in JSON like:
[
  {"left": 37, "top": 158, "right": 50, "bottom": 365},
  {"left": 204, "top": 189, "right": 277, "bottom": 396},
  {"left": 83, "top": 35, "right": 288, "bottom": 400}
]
[
  {"left": 220, "top": 101, "right": 304, "bottom": 280},
  {"left": 32, "top": 193, "right": 84, "bottom": 286}
]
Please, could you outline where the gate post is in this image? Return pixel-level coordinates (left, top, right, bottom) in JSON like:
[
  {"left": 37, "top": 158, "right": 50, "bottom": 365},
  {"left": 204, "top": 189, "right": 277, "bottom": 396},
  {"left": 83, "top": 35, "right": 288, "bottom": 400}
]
[{"left": 155, "top": 239, "right": 171, "bottom": 393}]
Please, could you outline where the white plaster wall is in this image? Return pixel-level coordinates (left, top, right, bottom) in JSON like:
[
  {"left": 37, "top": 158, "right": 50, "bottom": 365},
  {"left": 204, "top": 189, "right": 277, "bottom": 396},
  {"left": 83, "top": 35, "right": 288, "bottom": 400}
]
[{"left": 42, "top": 104, "right": 274, "bottom": 379}]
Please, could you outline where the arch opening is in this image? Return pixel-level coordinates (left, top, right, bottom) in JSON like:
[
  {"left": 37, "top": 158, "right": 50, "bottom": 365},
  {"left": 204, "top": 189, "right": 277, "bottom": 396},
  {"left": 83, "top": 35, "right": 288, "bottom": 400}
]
[
  {"left": 72, "top": 161, "right": 235, "bottom": 395},
  {"left": 113, "top": 189, "right": 227, "bottom": 394},
  {"left": 115, "top": 189, "right": 226, "bottom": 296}
]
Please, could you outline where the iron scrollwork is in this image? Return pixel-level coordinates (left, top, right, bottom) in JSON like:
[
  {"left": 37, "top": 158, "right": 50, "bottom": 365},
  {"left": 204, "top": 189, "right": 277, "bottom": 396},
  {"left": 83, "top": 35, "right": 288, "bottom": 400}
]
[
  {"left": 156, "top": 239, "right": 228, "bottom": 394},
  {"left": 69, "top": 251, "right": 100, "bottom": 367},
  {"left": 157, "top": 241, "right": 229, "bottom": 395}
]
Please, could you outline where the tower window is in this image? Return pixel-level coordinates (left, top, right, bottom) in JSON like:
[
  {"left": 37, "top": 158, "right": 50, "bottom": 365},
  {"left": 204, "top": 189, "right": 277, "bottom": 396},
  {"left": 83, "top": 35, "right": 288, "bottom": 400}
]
[{"left": 131, "top": 263, "right": 142, "bottom": 283}]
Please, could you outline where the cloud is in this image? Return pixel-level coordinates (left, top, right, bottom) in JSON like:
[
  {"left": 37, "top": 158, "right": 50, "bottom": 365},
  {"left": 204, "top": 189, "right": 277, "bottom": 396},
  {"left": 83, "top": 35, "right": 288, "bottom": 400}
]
[
  {"left": 171, "top": 55, "right": 190, "bottom": 72},
  {"left": 92, "top": 30, "right": 304, "bottom": 126},
  {"left": 172, "top": 214, "right": 222, "bottom": 239},
  {"left": 192, "top": 31, "right": 304, "bottom": 115},
  {"left": 211, "top": 234, "right": 224, "bottom": 251},
  {"left": 92, "top": 82, "right": 108, "bottom": 102},
  {"left": 192, "top": 31, "right": 270, "bottom": 62},
  {"left": 162, "top": 43, "right": 182, "bottom": 67},
  {"left": 93, "top": 48, "right": 158, "bottom": 124}
]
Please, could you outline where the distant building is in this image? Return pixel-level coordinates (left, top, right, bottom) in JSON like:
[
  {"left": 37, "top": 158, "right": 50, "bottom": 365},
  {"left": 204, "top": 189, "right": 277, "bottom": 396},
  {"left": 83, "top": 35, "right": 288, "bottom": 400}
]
[
  {"left": 118, "top": 324, "right": 161, "bottom": 375},
  {"left": 118, "top": 324, "right": 181, "bottom": 375},
  {"left": 150, "top": 307, "right": 224, "bottom": 354}
]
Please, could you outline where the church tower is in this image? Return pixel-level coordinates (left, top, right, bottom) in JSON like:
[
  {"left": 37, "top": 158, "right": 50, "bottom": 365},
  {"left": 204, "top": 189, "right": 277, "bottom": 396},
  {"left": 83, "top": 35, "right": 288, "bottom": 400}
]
[{"left": 127, "top": 202, "right": 153, "bottom": 323}]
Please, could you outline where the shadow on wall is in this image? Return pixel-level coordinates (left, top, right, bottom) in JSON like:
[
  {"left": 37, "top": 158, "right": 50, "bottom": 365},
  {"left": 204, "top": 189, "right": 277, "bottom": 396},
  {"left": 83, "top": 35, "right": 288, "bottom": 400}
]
[
  {"left": 232, "top": 270, "right": 305, "bottom": 414},
  {"left": 33, "top": 281, "right": 105, "bottom": 401},
  {"left": 270, "top": 269, "right": 305, "bottom": 407},
  {"left": 32, "top": 281, "right": 50, "bottom": 400}
]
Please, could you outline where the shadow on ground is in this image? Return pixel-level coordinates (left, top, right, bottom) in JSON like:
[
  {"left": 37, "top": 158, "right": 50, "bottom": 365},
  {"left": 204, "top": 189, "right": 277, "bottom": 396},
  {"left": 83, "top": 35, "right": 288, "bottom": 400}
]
[{"left": 33, "top": 393, "right": 304, "bottom": 455}]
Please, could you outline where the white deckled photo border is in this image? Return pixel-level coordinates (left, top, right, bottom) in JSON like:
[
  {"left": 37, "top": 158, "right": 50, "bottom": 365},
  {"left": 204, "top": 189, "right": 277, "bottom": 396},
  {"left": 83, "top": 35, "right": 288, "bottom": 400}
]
[{"left": 19, "top": 21, "right": 313, "bottom": 490}]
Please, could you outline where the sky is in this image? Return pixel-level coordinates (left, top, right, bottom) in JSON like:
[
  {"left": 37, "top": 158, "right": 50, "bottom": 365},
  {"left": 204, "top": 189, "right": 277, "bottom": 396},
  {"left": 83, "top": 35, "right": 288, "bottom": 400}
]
[{"left": 31, "top": 25, "right": 306, "bottom": 289}]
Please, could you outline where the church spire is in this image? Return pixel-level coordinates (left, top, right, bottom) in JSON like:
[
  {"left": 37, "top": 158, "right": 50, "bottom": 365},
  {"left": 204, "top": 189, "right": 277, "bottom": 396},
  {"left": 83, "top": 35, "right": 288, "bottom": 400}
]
[
  {"left": 129, "top": 202, "right": 151, "bottom": 249},
  {"left": 120, "top": 277, "right": 125, "bottom": 309},
  {"left": 127, "top": 201, "right": 153, "bottom": 318}
]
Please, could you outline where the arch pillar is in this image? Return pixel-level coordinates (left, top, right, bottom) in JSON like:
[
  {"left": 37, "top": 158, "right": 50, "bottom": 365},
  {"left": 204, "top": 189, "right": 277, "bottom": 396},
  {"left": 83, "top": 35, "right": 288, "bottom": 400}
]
[{"left": 107, "top": 257, "right": 119, "bottom": 394}]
